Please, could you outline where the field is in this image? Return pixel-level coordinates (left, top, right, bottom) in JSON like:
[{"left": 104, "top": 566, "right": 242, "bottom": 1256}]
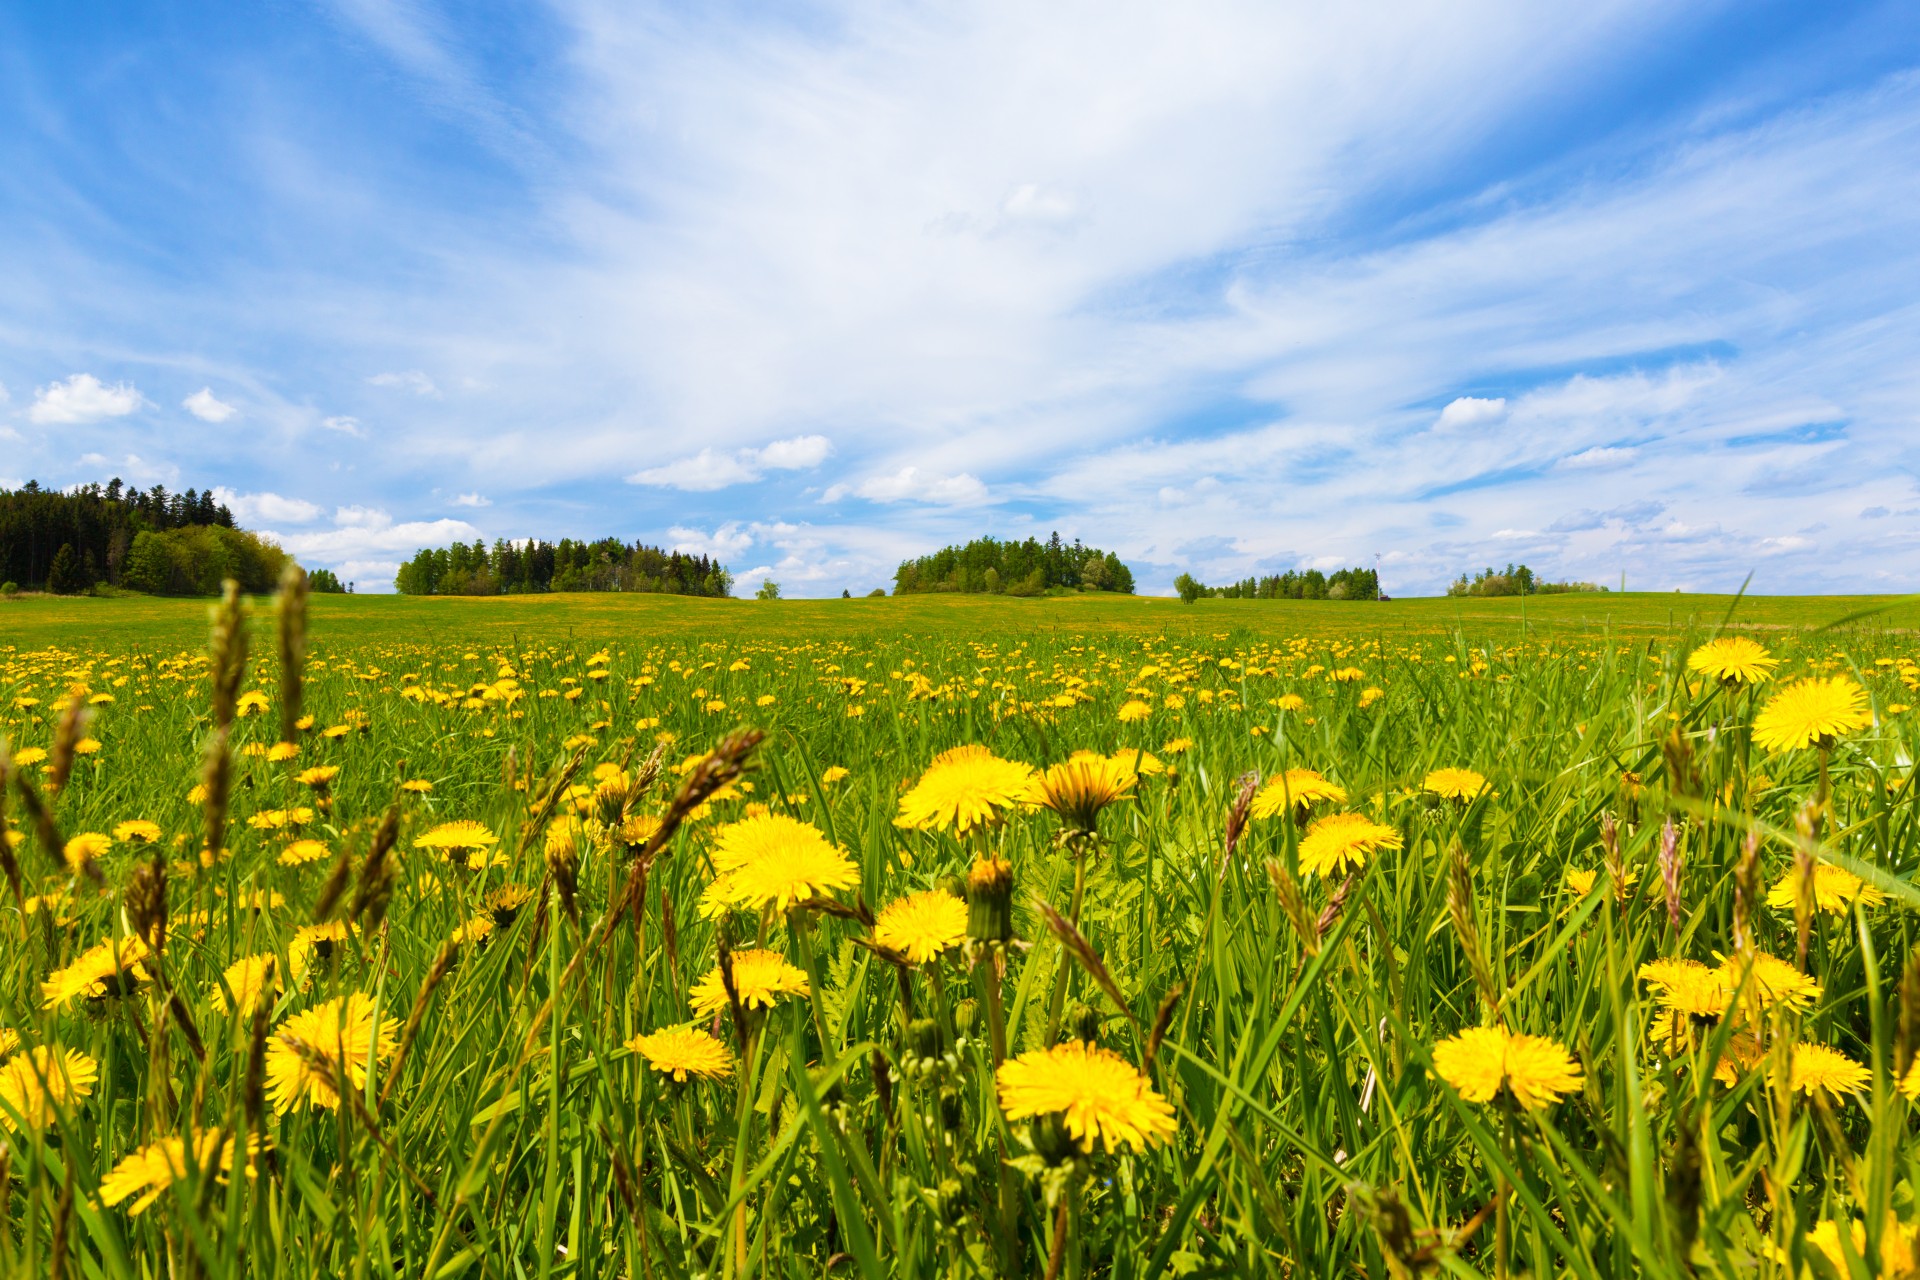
[{"left": 2, "top": 587, "right": 1920, "bottom": 1277}]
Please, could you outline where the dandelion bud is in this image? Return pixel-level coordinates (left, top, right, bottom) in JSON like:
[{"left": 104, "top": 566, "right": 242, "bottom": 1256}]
[
  {"left": 1028, "top": 1112, "right": 1079, "bottom": 1166},
  {"left": 1068, "top": 1004, "right": 1101, "bottom": 1047},
  {"left": 966, "top": 857, "right": 1015, "bottom": 945}
]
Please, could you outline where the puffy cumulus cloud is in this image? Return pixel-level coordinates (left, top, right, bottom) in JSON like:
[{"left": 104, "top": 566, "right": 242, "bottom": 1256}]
[
  {"left": 259, "top": 509, "right": 486, "bottom": 592},
  {"left": 1436, "top": 397, "right": 1507, "bottom": 430},
  {"left": 368, "top": 370, "right": 439, "bottom": 397},
  {"left": 183, "top": 388, "right": 237, "bottom": 423},
  {"left": 667, "top": 522, "right": 756, "bottom": 560},
  {"left": 30, "top": 374, "right": 144, "bottom": 424},
  {"left": 629, "top": 435, "right": 834, "bottom": 491},
  {"left": 826, "top": 467, "right": 990, "bottom": 506},
  {"left": 212, "top": 487, "right": 324, "bottom": 524},
  {"left": 450, "top": 492, "right": 491, "bottom": 507}
]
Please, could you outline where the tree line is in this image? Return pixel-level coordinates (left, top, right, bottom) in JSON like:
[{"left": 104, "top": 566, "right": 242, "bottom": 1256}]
[
  {"left": 892, "top": 533, "right": 1135, "bottom": 596},
  {"left": 1446, "top": 563, "right": 1606, "bottom": 597},
  {"left": 393, "top": 537, "right": 733, "bottom": 597},
  {"left": 0, "top": 479, "right": 288, "bottom": 596},
  {"left": 1174, "top": 566, "right": 1381, "bottom": 603}
]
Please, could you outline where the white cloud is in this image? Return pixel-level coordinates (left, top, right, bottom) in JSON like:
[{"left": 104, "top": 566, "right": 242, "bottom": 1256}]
[
  {"left": 183, "top": 387, "right": 237, "bottom": 423},
  {"left": 30, "top": 374, "right": 143, "bottom": 424},
  {"left": 212, "top": 487, "right": 324, "bottom": 525},
  {"left": 450, "top": 492, "right": 492, "bottom": 507},
  {"left": 321, "top": 415, "right": 364, "bottom": 436},
  {"left": 1558, "top": 445, "right": 1639, "bottom": 470},
  {"left": 260, "top": 510, "right": 487, "bottom": 591},
  {"left": 333, "top": 504, "right": 393, "bottom": 528},
  {"left": 368, "top": 370, "right": 440, "bottom": 397},
  {"left": 668, "top": 522, "right": 756, "bottom": 559},
  {"left": 830, "top": 467, "right": 991, "bottom": 506},
  {"left": 629, "top": 434, "right": 834, "bottom": 490},
  {"left": 1435, "top": 396, "right": 1507, "bottom": 429}
]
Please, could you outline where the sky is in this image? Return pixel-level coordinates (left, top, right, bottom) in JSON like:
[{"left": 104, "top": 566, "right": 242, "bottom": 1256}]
[{"left": 3, "top": 1, "right": 1919, "bottom": 597}]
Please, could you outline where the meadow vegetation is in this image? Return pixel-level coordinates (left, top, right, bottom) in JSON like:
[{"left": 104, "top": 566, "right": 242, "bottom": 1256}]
[{"left": 1, "top": 584, "right": 1919, "bottom": 1275}]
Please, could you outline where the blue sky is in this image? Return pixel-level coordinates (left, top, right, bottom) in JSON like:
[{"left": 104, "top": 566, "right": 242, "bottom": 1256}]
[{"left": 3, "top": 1, "right": 1918, "bottom": 595}]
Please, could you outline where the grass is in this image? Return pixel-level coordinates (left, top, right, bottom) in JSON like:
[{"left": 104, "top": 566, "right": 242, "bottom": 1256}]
[{"left": 0, "top": 588, "right": 1918, "bottom": 1275}]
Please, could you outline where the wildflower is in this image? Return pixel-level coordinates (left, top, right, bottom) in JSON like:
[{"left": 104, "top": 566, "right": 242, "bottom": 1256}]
[
  {"left": 42, "top": 936, "right": 150, "bottom": 1008},
  {"left": 449, "top": 916, "right": 494, "bottom": 948},
  {"left": 1106, "top": 748, "right": 1166, "bottom": 777},
  {"left": 1792, "top": 1218, "right": 1920, "bottom": 1277},
  {"left": 62, "top": 831, "right": 111, "bottom": 870},
  {"left": 1116, "top": 699, "right": 1152, "bottom": 723},
  {"left": 1162, "top": 737, "right": 1193, "bottom": 755},
  {"left": 0, "top": 1046, "right": 99, "bottom": 1131},
  {"left": 11, "top": 747, "right": 47, "bottom": 768},
  {"left": 265, "top": 993, "right": 399, "bottom": 1113},
  {"left": 1274, "top": 694, "right": 1307, "bottom": 713},
  {"left": 1025, "top": 756, "right": 1135, "bottom": 835},
  {"left": 1786, "top": 1043, "right": 1869, "bottom": 1098},
  {"left": 1640, "top": 958, "right": 1731, "bottom": 1021},
  {"left": 872, "top": 889, "right": 968, "bottom": 964},
  {"left": 279, "top": 838, "right": 330, "bottom": 867},
  {"left": 484, "top": 884, "right": 536, "bottom": 925},
  {"left": 1752, "top": 675, "right": 1873, "bottom": 752},
  {"left": 295, "top": 765, "right": 339, "bottom": 790},
  {"left": 73, "top": 738, "right": 100, "bottom": 756},
  {"left": 1296, "top": 812, "right": 1402, "bottom": 879},
  {"left": 996, "top": 1041, "right": 1176, "bottom": 1153},
  {"left": 400, "top": 779, "right": 434, "bottom": 794},
  {"left": 1422, "top": 768, "right": 1489, "bottom": 801},
  {"left": 1565, "top": 868, "right": 1597, "bottom": 896},
  {"left": 689, "top": 949, "right": 811, "bottom": 1019},
  {"left": 627, "top": 1026, "right": 735, "bottom": 1083},
  {"left": 415, "top": 820, "right": 499, "bottom": 854},
  {"left": 820, "top": 766, "right": 850, "bottom": 784},
  {"left": 1431, "top": 1025, "right": 1583, "bottom": 1109},
  {"left": 1250, "top": 769, "right": 1347, "bottom": 820},
  {"left": 99, "top": 1129, "right": 259, "bottom": 1214},
  {"left": 894, "top": 745, "right": 1034, "bottom": 835},
  {"left": 113, "top": 819, "right": 162, "bottom": 844},
  {"left": 1765, "top": 861, "right": 1886, "bottom": 915},
  {"left": 236, "top": 691, "right": 270, "bottom": 716},
  {"left": 266, "top": 742, "right": 300, "bottom": 763},
  {"left": 1717, "top": 951, "right": 1822, "bottom": 1012},
  {"left": 1686, "top": 637, "right": 1778, "bottom": 686},
  {"left": 211, "top": 954, "right": 280, "bottom": 1015},
  {"left": 246, "top": 807, "right": 314, "bottom": 831},
  {"left": 289, "top": 921, "right": 354, "bottom": 984},
  {"left": 700, "top": 813, "right": 857, "bottom": 915}
]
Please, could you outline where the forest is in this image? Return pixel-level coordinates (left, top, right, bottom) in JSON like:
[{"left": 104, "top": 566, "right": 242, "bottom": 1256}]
[
  {"left": 392, "top": 536, "right": 733, "bottom": 597},
  {"left": 891, "top": 533, "right": 1134, "bottom": 595},
  {"left": 1173, "top": 565, "right": 1381, "bottom": 601},
  {"left": 0, "top": 479, "right": 287, "bottom": 595}
]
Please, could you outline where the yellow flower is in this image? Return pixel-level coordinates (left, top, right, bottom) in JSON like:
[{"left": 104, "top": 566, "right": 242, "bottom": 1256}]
[
  {"left": 1431, "top": 1025, "right": 1582, "bottom": 1109},
  {"left": 872, "top": 890, "right": 968, "bottom": 964},
  {"left": 289, "top": 921, "right": 355, "bottom": 985},
  {"left": 1421, "top": 768, "right": 1489, "bottom": 801},
  {"left": 995, "top": 1041, "right": 1176, "bottom": 1152},
  {"left": 11, "top": 747, "right": 48, "bottom": 768},
  {"left": 1752, "top": 675, "right": 1873, "bottom": 752},
  {"left": 415, "top": 820, "right": 499, "bottom": 853},
  {"left": 63, "top": 831, "right": 111, "bottom": 870},
  {"left": 1296, "top": 812, "right": 1402, "bottom": 879},
  {"left": 1250, "top": 769, "right": 1347, "bottom": 820},
  {"left": 246, "top": 807, "right": 314, "bottom": 831},
  {"left": 1765, "top": 861, "right": 1886, "bottom": 915},
  {"left": 236, "top": 691, "right": 270, "bottom": 716},
  {"left": 42, "top": 936, "right": 150, "bottom": 1008},
  {"left": 112, "top": 819, "right": 162, "bottom": 844},
  {"left": 1717, "top": 951, "right": 1822, "bottom": 1012},
  {"left": 1273, "top": 694, "right": 1307, "bottom": 713},
  {"left": 1162, "top": 737, "right": 1193, "bottom": 755},
  {"left": 99, "top": 1130, "right": 260, "bottom": 1214},
  {"left": 820, "top": 766, "right": 851, "bottom": 785},
  {"left": 72, "top": 738, "right": 100, "bottom": 756},
  {"left": 1106, "top": 748, "right": 1165, "bottom": 777},
  {"left": 266, "top": 741, "right": 301, "bottom": 763},
  {"left": 894, "top": 745, "right": 1034, "bottom": 835},
  {"left": 627, "top": 1026, "right": 735, "bottom": 1082},
  {"left": 1116, "top": 699, "right": 1152, "bottom": 723},
  {"left": 210, "top": 954, "right": 280, "bottom": 1015},
  {"left": 400, "top": 779, "right": 434, "bottom": 794},
  {"left": 1786, "top": 1043, "right": 1869, "bottom": 1097},
  {"left": 279, "top": 838, "right": 331, "bottom": 867},
  {"left": 1025, "top": 756, "right": 1135, "bottom": 834},
  {"left": 700, "top": 813, "right": 857, "bottom": 915},
  {"left": 1565, "top": 868, "right": 1597, "bottom": 896},
  {"left": 689, "top": 949, "right": 810, "bottom": 1019},
  {"left": 1686, "top": 636, "right": 1778, "bottom": 686},
  {"left": 0, "top": 1046, "right": 99, "bottom": 1131},
  {"left": 295, "top": 765, "right": 339, "bottom": 789},
  {"left": 1794, "top": 1218, "right": 1920, "bottom": 1278},
  {"left": 265, "top": 993, "right": 399, "bottom": 1113}
]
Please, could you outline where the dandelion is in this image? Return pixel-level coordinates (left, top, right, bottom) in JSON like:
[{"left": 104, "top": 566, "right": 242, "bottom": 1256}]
[
  {"left": 1565, "top": 868, "right": 1597, "bottom": 896},
  {"left": 1422, "top": 768, "right": 1489, "bottom": 801},
  {"left": 894, "top": 745, "right": 1034, "bottom": 835},
  {"left": 0, "top": 1045, "right": 99, "bottom": 1131},
  {"left": 1717, "top": 951, "right": 1822, "bottom": 1012},
  {"left": 1792, "top": 1219, "right": 1920, "bottom": 1277},
  {"left": 62, "top": 831, "right": 111, "bottom": 870},
  {"left": 1686, "top": 636, "right": 1778, "bottom": 686},
  {"left": 1250, "top": 769, "right": 1347, "bottom": 820},
  {"left": 701, "top": 813, "right": 857, "bottom": 915},
  {"left": 1752, "top": 675, "right": 1873, "bottom": 752},
  {"left": 210, "top": 954, "right": 280, "bottom": 1015},
  {"left": 1025, "top": 755, "right": 1135, "bottom": 834},
  {"left": 400, "top": 779, "right": 434, "bottom": 794},
  {"left": 996, "top": 1041, "right": 1176, "bottom": 1152},
  {"left": 265, "top": 993, "right": 399, "bottom": 1113},
  {"left": 415, "top": 819, "right": 499, "bottom": 854},
  {"left": 1116, "top": 699, "right": 1152, "bottom": 723},
  {"left": 279, "top": 838, "right": 330, "bottom": 867},
  {"left": 42, "top": 935, "right": 150, "bottom": 1008},
  {"left": 289, "top": 921, "right": 354, "bottom": 985},
  {"left": 295, "top": 765, "right": 339, "bottom": 790},
  {"left": 1765, "top": 861, "right": 1886, "bottom": 915},
  {"left": 112, "top": 819, "right": 162, "bottom": 844},
  {"left": 872, "top": 889, "right": 968, "bottom": 964},
  {"left": 1296, "top": 812, "right": 1402, "bottom": 879},
  {"left": 1431, "top": 1025, "right": 1583, "bottom": 1109},
  {"left": 627, "top": 1026, "right": 735, "bottom": 1082},
  {"left": 99, "top": 1130, "right": 260, "bottom": 1214},
  {"left": 246, "top": 807, "right": 314, "bottom": 831},
  {"left": 12, "top": 747, "right": 47, "bottom": 767},
  {"left": 1786, "top": 1043, "right": 1870, "bottom": 1098},
  {"left": 689, "top": 949, "right": 811, "bottom": 1019},
  {"left": 820, "top": 765, "right": 851, "bottom": 784},
  {"left": 1274, "top": 694, "right": 1307, "bottom": 713},
  {"left": 1639, "top": 958, "right": 1730, "bottom": 1021},
  {"left": 266, "top": 742, "right": 300, "bottom": 763}
]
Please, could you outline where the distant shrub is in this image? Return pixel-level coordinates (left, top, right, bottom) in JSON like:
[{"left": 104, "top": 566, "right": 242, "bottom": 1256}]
[
  {"left": 0, "top": 581, "right": 17, "bottom": 597},
  {"left": 309, "top": 568, "right": 347, "bottom": 594}
]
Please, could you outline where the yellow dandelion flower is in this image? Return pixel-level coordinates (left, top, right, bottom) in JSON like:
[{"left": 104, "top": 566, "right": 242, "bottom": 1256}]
[
  {"left": 1794, "top": 1218, "right": 1920, "bottom": 1278},
  {"left": 627, "top": 1026, "right": 735, "bottom": 1082},
  {"left": 872, "top": 890, "right": 968, "bottom": 964},
  {"left": 1296, "top": 812, "right": 1402, "bottom": 879},
  {"left": 894, "top": 745, "right": 1034, "bottom": 835},
  {"left": 278, "top": 838, "right": 330, "bottom": 867},
  {"left": 1639, "top": 958, "right": 1730, "bottom": 1020},
  {"left": 112, "top": 819, "right": 162, "bottom": 844},
  {"left": 700, "top": 813, "right": 858, "bottom": 915},
  {"left": 289, "top": 921, "right": 354, "bottom": 985},
  {"left": 99, "top": 1129, "right": 260, "bottom": 1215},
  {"left": 1752, "top": 675, "right": 1873, "bottom": 752},
  {"left": 1422, "top": 768, "right": 1489, "bottom": 801},
  {"left": 1025, "top": 756, "right": 1135, "bottom": 834},
  {"left": 1250, "top": 769, "right": 1347, "bottom": 820},
  {"left": 1273, "top": 694, "right": 1307, "bottom": 713},
  {"left": 265, "top": 993, "right": 399, "bottom": 1114},
  {"left": 415, "top": 820, "right": 499, "bottom": 853},
  {"left": 1686, "top": 636, "right": 1778, "bottom": 686},
  {"left": 1116, "top": 699, "right": 1152, "bottom": 723},
  {"left": 1716, "top": 951, "right": 1822, "bottom": 1012},
  {"left": 1107, "top": 748, "right": 1166, "bottom": 777},
  {"left": 1162, "top": 737, "right": 1193, "bottom": 755},
  {"left": 995, "top": 1040, "right": 1176, "bottom": 1153},
  {"left": 245, "top": 807, "right": 314, "bottom": 831},
  {"left": 1566, "top": 868, "right": 1597, "bottom": 896},
  {"left": 235, "top": 691, "right": 270, "bottom": 716},
  {"left": 1765, "top": 861, "right": 1886, "bottom": 915},
  {"left": 266, "top": 741, "right": 300, "bottom": 763},
  {"left": 42, "top": 935, "right": 150, "bottom": 1008},
  {"left": 11, "top": 747, "right": 48, "bottom": 768},
  {"left": 295, "top": 765, "right": 339, "bottom": 789},
  {"left": 484, "top": 884, "right": 536, "bottom": 925},
  {"left": 689, "top": 948, "right": 810, "bottom": 1019},
  {"left": 820, "top": 766, "right": 851, "bottom": 784},
  {"left": 400, "top": 779, "right": 434, "bottom": 794},
  {"left": 1786, "top": 1043, "right": 1869, "bottom": 1097},
  {"left": 0, "top": 1046, "right": 99, "bottom": 1132},
  {"left": 72, "top": 738, "right": 100, "bottom": 756},
  {"left": 210, "top": 954, "right": 280, "bottom": 1015},
  {"left": 1431, "top": 1025, "right": 1582, "bottom": 1109},
  {"left": 62, "top": 831, "right": 111, "bottom": 870}
]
